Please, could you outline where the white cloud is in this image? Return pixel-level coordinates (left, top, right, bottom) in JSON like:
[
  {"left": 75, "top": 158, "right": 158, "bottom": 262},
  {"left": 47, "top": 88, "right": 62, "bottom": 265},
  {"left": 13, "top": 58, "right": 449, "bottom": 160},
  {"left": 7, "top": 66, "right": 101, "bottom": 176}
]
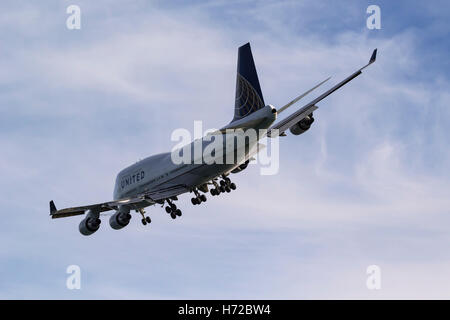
[{"left": 1, "top": 0, "right": 450, "bottom": 299}]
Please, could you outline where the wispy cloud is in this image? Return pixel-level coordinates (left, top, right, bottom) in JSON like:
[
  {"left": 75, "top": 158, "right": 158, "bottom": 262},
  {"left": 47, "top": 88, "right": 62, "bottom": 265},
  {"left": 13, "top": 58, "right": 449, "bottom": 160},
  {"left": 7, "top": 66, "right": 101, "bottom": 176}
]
[{"left": 1, "top": 0, "right": 449, "bottom": 299}]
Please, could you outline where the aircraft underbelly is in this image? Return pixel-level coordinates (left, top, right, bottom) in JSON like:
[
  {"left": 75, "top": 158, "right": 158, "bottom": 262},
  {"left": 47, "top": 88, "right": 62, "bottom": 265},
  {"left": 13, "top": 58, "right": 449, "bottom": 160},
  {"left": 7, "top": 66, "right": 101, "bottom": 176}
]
[{"left": 156, "top": 163, "right": 235, "bottom": 190}]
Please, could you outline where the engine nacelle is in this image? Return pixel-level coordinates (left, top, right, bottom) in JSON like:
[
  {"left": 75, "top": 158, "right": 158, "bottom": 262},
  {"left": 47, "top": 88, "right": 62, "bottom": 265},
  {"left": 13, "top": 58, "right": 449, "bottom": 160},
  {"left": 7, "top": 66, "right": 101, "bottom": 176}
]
[
  {"left": 79, "top": 214, "right": 101, "bottom": 236},
  {"left": 289, "top": 114, "right": 315, "bottom": 136},
  {"left": 231, "top": 160, "right": 249, "bottom": 174},
  {"left": 109, "top": 210, "right": 131, "bottom": 230}
]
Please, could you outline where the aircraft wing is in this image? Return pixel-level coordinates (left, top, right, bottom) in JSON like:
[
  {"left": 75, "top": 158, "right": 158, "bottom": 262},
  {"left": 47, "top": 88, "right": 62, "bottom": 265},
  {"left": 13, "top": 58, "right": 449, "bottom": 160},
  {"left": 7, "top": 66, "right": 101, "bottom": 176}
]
[
  {"left": 50, "top": 185, "right": 189, "bottom": 219},
  {"left": 267, "top": 49, "right": 377, "bottom": 138},
  {"left": 143, "top": 184, "right": 190, "bottom": 202},
  {"left": 49, "top": 197, "right": 147, "bottom": 219}
]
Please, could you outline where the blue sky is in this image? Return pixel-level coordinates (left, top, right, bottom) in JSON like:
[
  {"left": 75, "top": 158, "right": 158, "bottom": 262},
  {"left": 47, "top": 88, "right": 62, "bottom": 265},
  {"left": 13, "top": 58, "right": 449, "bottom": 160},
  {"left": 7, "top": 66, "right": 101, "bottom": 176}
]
[{"left": 1, "top": 0, "right": 450, "bottom": 299}]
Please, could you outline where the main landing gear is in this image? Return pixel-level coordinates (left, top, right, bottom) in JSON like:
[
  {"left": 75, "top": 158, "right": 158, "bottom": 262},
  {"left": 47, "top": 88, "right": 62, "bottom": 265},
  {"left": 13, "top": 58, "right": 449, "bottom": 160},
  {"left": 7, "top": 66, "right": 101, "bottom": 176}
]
[
  {"left": 164, "top": 198, "right": 182, "bottom": 219},
  {"left": 138, "top": 208, "right": 152, "bottom": 226},
  {"left": 191, "top": 188, "right": 207, "bottom": 205},
  {"left": 210, "top": 175, "right": 236, "bottom": 196}
]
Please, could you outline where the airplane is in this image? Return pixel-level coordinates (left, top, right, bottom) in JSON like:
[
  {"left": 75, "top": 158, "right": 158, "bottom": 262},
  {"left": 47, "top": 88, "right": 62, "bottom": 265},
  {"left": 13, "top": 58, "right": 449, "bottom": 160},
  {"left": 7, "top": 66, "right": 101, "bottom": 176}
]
[{"left": 49, "top": 42, "right": 377, "bottom": 236}]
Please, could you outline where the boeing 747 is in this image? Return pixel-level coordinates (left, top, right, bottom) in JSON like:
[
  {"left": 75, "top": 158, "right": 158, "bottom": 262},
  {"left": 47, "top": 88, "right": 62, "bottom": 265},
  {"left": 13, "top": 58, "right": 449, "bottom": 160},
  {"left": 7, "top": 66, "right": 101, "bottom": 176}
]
[{"left": 49, "top": 43, "right": 377, "bottom": 235}]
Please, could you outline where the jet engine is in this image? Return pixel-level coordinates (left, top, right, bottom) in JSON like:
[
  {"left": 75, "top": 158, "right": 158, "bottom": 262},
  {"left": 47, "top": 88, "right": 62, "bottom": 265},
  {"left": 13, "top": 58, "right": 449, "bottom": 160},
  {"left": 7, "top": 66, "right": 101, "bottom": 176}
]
[
  {"left": 109, "top": 210, "right": 132, "bottom": 230},
  {"left": 231, "top": 160, "right": 249, "bottom": 174},
  {"left": 79, "top": 210, "right": 101, "bottom": 236},
  {"left": 289, "top": 113, "right": 315, "bottom": 136}
]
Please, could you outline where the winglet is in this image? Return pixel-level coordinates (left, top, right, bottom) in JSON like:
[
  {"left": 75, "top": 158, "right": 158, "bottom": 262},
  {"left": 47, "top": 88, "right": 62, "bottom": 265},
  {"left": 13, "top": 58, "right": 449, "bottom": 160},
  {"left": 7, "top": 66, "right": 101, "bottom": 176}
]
[
  {"left": 361, "top": 49, "right": 377, "bottom": 71},
  {"left": 369, "top": 49, "right": 377, "bottom": 64},
  {"left": 49, "top": 200, "right": 57, "bottom": 215}
]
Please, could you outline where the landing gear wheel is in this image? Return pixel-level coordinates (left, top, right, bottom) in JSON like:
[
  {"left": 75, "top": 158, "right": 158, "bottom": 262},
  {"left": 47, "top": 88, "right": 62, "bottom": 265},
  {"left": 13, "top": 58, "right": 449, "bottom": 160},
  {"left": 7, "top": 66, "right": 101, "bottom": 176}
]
[
  {"left": 145, "top": 216, "right": 151, "bottom": 224},
  {"left": 171, "top": 204, "right": 177, "bottom": 211},
  {"left": 200, "top": 194, "right": 207, "bottom": 202},
  {"left": 220, "top": 186, "right": 226, "bottom": 193},
  {"left": 220, "top": 180, "right": 226, "bottom": 186},
  {"left": 175, "top": 209, "right": 182, "bottom": 217},
  {"left": 141, "top": 218, "right": 147, "bottom": 225},
  {"left": 191, "top": 198, "right": 197, "bottom": 205},
  {"left": 165, "top": 206, "right": 172, "bottom": 213},
  {"left": 224, "top": 177, "right": 231, "bottom": 184},
  {"left": 211, "top": 189, "right": 217, "bottom": 196},
  {"left": 170, "top": 212, "right": 176, "bottom": 219},
  {"left": 225, "top": 186, "right": 231, "bottom": 193},
  {"left": 230, "top": 183, "right": 236, "bottom": 190}
]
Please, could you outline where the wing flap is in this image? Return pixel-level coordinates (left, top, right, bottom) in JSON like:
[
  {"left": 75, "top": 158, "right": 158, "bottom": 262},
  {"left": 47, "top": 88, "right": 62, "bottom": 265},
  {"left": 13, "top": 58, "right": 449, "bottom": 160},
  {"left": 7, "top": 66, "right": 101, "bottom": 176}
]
[
  {"left": 268, "top": 105, "right": 319, "bottom": 138},
  {"left": 143, "top": 185, "right": 189, "bottom": 202}
]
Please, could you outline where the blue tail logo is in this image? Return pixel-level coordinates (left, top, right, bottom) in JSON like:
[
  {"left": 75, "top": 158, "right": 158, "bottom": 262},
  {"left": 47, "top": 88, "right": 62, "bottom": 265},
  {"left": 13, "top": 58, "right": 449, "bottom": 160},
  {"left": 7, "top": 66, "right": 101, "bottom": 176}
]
[{"left": 232, "top": 43, "right": 265, "bottom": 123}]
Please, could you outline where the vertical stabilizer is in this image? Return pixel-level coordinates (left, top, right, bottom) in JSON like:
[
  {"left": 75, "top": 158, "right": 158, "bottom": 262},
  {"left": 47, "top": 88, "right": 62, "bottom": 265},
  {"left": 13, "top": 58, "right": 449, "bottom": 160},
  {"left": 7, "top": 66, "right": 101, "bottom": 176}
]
[{"left": 232, "top": 43, "right": 265, "bottom": 123}]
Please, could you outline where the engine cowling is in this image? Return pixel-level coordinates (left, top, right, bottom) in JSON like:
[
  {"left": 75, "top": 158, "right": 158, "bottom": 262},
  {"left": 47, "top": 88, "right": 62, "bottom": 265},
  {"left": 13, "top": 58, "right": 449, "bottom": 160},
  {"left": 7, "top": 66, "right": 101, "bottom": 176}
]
[
  {"left": 289, "top": 114, "right": 315, "bottom": 136},
  {"left": 109, "top": 211, "right": 131, "bottom": 230},
  {"left": 231, "top": 160, "right": 249, "bottom": 174},
  {"left": 79, "top": 216, "right": 101, "bottom": 236}
]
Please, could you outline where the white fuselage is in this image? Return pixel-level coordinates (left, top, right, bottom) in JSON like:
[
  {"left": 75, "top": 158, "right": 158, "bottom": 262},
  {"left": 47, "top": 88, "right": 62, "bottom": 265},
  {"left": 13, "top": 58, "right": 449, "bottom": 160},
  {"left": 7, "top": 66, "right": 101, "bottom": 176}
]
[{"left": 113, "top": 105, "right": 277, "bottom": 205}]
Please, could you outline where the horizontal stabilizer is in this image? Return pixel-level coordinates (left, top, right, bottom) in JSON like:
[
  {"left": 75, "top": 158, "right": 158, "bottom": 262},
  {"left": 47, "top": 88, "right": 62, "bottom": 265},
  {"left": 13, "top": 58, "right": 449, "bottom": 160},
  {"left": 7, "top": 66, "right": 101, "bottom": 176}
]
[{"left": 277, "top": 77, "right": 331, "bottom": 114}]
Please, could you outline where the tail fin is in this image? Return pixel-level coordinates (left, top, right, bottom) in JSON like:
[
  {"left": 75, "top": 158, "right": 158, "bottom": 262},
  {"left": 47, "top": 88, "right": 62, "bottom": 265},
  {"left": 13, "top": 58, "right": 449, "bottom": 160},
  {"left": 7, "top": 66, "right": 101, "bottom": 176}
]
[
  {"left": 49, "top": 200, "right": 57, "bottom": 215},
  {"left": 232, "top": 43, "right": 265, "bottom": 123}
]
